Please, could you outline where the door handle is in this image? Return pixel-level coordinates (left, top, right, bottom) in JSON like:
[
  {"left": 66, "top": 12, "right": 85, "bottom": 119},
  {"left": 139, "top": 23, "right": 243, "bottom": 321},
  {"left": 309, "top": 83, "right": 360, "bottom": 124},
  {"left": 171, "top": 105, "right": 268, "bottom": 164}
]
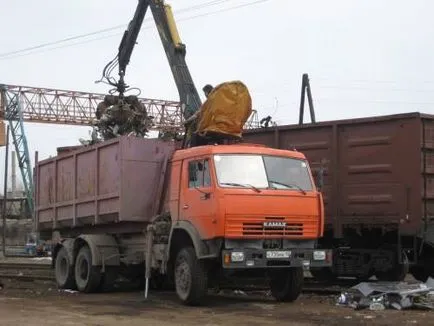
[{"left": 183, "top": 204, "right": 189, "bottom": 210}]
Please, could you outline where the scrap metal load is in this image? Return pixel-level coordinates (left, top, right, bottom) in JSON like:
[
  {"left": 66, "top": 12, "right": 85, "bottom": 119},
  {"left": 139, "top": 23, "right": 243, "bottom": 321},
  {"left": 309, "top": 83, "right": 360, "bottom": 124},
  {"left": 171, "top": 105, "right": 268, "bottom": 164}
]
[
  {"left": 94, "top": 94, "right": 152, "bottom": 141},
  {"left": 90, "top": 80, "right": 254, "bottom": 146}
]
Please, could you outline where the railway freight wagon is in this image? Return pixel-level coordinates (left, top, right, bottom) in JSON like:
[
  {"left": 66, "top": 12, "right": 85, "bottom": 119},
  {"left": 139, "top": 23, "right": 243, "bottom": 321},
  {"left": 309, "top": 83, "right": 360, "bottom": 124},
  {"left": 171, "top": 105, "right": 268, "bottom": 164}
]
[
  {"left": 243, "top": 112, "right": 434, "bottom": 282},
  {"left": 33, "top": 136, "right": 331, "bottom": 305}
]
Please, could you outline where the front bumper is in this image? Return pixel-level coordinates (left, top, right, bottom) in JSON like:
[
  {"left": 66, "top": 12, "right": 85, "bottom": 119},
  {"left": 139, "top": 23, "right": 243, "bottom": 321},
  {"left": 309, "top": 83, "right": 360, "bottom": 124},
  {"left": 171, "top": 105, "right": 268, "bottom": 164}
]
[{"left": 221, "top": 248, "right": 333, "bottom": 269}]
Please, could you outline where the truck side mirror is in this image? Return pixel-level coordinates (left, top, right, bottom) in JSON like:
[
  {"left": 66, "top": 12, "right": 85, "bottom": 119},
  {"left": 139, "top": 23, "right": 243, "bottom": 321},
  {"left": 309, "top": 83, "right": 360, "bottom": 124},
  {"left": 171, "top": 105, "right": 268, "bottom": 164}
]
[{"left": 200, "top": 192, "right": 211, "bottom": 200}]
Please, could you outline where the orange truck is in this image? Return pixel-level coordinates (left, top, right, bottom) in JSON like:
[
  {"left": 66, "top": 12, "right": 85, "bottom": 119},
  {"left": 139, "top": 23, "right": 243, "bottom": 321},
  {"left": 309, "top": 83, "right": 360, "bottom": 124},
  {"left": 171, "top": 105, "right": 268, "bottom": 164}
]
[{"left": 34, "top": 136, "right": 331, "bottom": 305}]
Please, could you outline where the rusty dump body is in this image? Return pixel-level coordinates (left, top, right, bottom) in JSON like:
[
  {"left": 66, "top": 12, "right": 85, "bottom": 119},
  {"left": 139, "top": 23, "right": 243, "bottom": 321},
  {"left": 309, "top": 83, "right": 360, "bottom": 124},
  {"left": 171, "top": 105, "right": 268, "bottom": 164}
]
[
  {"left": 243, "top": 112, "right": 434, "bottom": 239},
  {"left": 35, "top": 137, "right": 175, "bottom": 232}
]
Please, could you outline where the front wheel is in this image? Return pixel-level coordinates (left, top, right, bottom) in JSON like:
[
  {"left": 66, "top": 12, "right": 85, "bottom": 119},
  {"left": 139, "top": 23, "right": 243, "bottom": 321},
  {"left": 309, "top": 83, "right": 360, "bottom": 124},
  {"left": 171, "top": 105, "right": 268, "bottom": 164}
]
[
  {"left": 174, "top": 247, "right": 208, "bottom": 306},
  {"left": 270, "top": 267, "right": 304, "bottom": 302}
]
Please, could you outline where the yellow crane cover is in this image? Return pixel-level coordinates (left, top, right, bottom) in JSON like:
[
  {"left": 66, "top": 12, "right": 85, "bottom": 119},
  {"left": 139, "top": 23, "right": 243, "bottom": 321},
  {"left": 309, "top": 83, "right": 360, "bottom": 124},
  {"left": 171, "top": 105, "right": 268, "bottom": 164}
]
[{"left": 196, "top": 81, "right": 252, "bottom": 138}]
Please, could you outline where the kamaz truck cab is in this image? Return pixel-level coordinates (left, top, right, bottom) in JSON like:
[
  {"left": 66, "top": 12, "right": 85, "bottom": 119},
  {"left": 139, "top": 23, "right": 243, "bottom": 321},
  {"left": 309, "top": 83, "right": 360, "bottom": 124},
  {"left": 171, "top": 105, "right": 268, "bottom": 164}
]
[{"left": 166, "top": 143, "right": 332, "bottom": 303}]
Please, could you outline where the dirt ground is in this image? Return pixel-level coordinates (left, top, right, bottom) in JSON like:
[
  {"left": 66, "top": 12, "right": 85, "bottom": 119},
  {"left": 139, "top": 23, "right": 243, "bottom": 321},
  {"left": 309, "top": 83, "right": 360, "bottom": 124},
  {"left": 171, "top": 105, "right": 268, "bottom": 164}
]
[{"left": 0, "top": 279, "right": 433, "bottom": 326}]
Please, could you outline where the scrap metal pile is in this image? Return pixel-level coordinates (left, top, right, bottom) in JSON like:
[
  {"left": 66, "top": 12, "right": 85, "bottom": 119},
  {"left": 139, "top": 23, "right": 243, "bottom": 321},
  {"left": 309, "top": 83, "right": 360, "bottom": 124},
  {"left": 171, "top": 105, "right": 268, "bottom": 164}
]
[
  {"left": 80, "top": 95, "right": 153, "bottom": 145},
  {"left": 337, "top": 278, "right": 434, "bottom": 311}
]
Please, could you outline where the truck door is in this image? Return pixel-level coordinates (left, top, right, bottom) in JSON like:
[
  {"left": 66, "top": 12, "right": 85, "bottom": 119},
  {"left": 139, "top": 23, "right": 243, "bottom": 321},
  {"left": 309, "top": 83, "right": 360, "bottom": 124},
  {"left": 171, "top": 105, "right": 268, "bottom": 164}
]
[{"left": 180, "top": 158, "right": 216, "bottom": 240}]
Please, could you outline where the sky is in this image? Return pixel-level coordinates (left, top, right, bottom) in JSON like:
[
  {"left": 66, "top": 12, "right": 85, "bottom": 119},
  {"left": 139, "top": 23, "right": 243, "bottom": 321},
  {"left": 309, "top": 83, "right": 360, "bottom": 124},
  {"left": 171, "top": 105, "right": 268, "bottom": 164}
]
[{"left": 0, "top": 0, "right": 434, "bottom": 192}]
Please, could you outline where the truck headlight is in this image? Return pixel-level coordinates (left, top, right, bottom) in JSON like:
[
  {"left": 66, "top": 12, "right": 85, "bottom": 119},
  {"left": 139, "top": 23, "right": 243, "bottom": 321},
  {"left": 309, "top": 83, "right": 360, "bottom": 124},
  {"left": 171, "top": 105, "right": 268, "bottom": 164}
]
[
  {"left": 313, "top": 250, "right": 326, "bottom": 261},
  {"left": 231, "top": 251, "right": 245, "bottom": 262}
]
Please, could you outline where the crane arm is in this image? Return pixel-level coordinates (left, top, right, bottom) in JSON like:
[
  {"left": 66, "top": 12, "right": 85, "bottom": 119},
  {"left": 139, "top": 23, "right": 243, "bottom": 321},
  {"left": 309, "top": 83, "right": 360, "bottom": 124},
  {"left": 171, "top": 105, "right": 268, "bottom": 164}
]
[
  {"left": 117, "top": 0, "right": 149, "bottom": 92},
  {"left": 100, "top": 0, "right": 201, "bottom": 120},
  {"left": 148, "top": 1, "right": 202, "bottom": 119}
]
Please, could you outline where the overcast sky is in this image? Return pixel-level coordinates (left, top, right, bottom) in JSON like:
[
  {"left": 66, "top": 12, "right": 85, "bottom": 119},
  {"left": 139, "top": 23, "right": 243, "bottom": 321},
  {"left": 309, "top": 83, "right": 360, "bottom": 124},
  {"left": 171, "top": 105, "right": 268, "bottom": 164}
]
[{"left": 0, "top": 0, "right": 434, "bottom": 191}]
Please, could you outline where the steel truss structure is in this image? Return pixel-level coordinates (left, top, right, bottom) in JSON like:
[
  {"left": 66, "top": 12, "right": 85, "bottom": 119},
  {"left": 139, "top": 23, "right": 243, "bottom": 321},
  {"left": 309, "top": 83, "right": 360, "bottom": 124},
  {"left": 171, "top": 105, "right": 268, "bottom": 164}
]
[{"left": 0, "top": 83, "right": 261, "bottom": 211}]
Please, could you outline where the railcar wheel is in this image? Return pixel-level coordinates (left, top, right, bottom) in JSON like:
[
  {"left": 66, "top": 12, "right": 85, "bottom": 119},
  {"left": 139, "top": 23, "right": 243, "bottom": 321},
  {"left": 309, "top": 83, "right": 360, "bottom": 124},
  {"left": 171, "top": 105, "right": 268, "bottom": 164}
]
[
  {"left": 310, "top": 267, "right": 337, "bottom": 282},
  {"left": 376, "top": 249, "right": 409, "bottom": 282}
]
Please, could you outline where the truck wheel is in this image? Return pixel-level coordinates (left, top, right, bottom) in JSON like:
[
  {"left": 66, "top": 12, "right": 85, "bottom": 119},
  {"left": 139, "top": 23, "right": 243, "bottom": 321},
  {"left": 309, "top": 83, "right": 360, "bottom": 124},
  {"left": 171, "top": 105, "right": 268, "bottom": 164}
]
[
  {"left": 54, "top": 246, "right": 76, "bottom": 290},
  {"left": 74, "top": 245, "right": 102, "bottom": 293},
  {"left": 270, "top": 267, "right": 304, "bottom": 302},
  {"left": 174, "top": 247, "right": 208, "bottom": 306}
]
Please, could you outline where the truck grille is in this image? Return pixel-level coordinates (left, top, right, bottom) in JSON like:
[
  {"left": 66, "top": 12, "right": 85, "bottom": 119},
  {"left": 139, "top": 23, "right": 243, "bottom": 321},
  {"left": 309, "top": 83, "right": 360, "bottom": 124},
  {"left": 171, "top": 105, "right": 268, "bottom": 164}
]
[
  {"left": 225, "top": 216, "right": 318, "bottom": 238},
  {"left": 243, "top": 222, "right": 303, "bottom": 236}
]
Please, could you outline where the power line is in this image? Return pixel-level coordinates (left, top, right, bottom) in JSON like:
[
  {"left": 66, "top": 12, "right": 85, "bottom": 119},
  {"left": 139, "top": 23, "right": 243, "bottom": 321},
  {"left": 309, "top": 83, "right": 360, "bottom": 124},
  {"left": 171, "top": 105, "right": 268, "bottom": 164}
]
[
  {"left": 248, "top": 79, "right": 434, "bottom": 95},
  {"left": 0, "top": 0, "right": 231, "bottom": 59},
  {"left": 319, "top": 85, "right": 434, "bottom": 93},
  {"left": 314, "top": 76, "right": 434, "bottom": 86},
  {"left": 175, "top": 0, "right": 230, "bottom": 13},
  {"left": 0, "top": 0, "right": 268, "bottom": 60},
  {"left": 2, "top": 33, "right": 123, "bottom": 60},
  {"left": 259, "top": 98, "right": 434, "bottom": 113},
  {"left": 0, "top": 25, "right": 125, "bottom": 59}
]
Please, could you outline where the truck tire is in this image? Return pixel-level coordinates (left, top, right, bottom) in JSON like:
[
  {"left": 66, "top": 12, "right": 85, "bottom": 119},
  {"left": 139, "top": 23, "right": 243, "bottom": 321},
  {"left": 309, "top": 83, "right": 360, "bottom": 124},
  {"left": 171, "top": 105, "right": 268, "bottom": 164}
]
[
  {"left": 54, "top": 246, "right": 76, "bottom": 290},
  {"left": 174, "top": 246, "right": 208, "bottom": 306},
  {"left": 270, "top": 267, "right": 304, "bottom": 302},
  {"left": 74, "top": 245, "right": 102, "bottom": 293}
]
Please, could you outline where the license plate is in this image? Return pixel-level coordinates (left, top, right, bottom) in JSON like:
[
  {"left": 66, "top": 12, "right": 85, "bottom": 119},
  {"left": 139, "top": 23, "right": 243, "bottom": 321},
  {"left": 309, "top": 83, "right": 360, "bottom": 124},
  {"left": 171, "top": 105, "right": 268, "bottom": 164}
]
[{"left": 266, "top": 251, "right": 291, "bottom": 259}]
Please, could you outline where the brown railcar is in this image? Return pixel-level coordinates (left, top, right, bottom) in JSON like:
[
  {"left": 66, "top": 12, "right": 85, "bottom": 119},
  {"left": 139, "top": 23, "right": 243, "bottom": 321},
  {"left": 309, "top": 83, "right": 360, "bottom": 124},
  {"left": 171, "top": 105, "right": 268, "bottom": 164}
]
[{"left": 243, "top": 112, "right": 434, "bottom": 281}]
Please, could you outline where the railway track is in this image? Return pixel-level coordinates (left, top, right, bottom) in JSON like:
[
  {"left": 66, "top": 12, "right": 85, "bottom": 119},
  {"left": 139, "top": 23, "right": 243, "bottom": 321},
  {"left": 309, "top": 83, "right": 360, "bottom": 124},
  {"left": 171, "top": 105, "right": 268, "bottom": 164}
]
[
  {"left": 302, "top": 279, "right": 360, "bottom": 295},
  {"left": 0, "top": 261, "right": 53, "bottom": 281},
  {"left": 0, "top": 261, "right": 354, "bottom": 296}
]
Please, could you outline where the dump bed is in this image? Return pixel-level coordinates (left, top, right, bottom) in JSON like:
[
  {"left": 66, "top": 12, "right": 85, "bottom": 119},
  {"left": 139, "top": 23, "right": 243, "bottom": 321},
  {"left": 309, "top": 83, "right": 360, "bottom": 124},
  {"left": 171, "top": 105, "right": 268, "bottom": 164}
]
[
  {"left": 243, "top": 112, "right": 434, "bottom": 237},
  {"left": 35, "top": 136, "right": 175, "bottom": 231}
]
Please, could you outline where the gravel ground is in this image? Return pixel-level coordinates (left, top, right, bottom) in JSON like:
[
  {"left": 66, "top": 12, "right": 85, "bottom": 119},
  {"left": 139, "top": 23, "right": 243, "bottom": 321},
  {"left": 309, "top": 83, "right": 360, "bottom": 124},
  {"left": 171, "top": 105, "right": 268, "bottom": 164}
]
[{"left": 0, "top": 278, "right": 433, "bottom": 326}]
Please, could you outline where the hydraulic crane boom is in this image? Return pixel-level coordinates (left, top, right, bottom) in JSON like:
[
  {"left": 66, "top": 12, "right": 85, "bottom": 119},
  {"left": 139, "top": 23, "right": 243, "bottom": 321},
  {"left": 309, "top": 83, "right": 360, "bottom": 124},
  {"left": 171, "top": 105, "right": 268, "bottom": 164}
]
[
  {"left": 101, "top": 0, "right": 201, "bottom": 120},
  {"left": 150, "top": 1, "right": 202, "bottom": 119}
]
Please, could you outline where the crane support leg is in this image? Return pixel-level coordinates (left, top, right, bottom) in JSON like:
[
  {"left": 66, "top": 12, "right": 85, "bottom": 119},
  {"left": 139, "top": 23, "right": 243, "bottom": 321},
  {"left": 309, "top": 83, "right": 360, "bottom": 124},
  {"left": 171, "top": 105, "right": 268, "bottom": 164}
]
[{"left": 2, "top": 89, "right": 34, "bottom": 214}]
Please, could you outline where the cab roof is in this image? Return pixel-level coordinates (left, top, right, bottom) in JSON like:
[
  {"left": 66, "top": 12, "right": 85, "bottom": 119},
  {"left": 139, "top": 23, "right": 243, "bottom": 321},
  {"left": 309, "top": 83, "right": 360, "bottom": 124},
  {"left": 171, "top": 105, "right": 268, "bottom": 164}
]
[{"left": 172, "top": 143, "right": 307, "bottom": 161}]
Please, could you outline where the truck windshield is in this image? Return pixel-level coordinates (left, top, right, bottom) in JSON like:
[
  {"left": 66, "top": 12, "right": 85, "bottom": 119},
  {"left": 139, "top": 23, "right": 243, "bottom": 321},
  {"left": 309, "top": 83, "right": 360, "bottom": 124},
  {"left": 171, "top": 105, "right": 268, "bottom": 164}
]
[{"left": 213, "top": 154, "right": 313, "bottom": 192}]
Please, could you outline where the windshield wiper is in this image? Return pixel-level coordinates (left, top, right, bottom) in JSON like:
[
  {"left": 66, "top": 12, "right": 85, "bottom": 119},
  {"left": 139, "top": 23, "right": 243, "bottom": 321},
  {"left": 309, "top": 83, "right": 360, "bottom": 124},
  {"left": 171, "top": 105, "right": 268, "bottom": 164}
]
[
  {"left": 268, "top": 180, "right": 307, "bottom": 195},
  {"left": 221, "top": 182, "right": 262, "bottom": 193}
]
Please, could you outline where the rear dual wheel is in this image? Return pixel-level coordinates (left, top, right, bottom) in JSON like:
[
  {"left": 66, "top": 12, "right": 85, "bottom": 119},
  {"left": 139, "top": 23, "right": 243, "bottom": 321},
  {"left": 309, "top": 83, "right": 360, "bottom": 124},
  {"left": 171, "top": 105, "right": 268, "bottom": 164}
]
[
  {"left": 74, "top": 245, "right": 102, "bottom": 293},
  {"left": 55, "top": 245, "right": 118, "bottom": 293},
  {"left": 54, "top": 247, "right": 76, "bottom": 290}
]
